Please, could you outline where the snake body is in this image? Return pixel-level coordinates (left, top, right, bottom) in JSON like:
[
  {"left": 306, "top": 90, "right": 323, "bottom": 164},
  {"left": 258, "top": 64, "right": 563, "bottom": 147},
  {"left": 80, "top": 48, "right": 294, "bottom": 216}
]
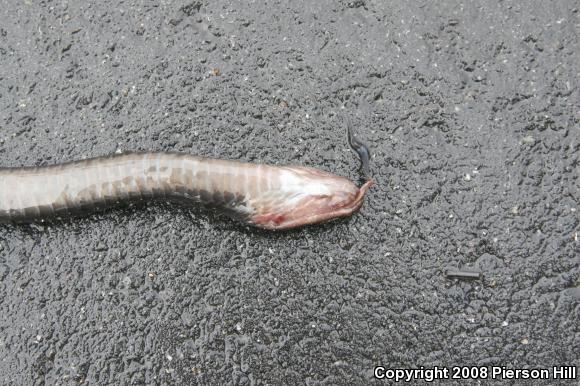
[{"left": 0, "top": 152, "right": 372, "bottom": 229}]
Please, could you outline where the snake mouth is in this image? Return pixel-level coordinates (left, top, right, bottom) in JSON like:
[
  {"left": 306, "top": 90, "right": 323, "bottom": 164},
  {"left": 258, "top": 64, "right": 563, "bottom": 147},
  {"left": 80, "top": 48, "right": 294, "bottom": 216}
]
[
  {"left": 251, "top": 179, "right": 374, "bottom": 230},
  {"left": 347, "top": 179, "right": 374, "bottom": 209}
]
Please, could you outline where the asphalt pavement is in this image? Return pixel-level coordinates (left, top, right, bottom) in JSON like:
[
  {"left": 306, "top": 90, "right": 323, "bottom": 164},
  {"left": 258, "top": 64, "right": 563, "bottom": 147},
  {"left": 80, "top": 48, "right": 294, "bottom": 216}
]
[{"left": 0, "top": 0, "right": 578, "bottom": 384}]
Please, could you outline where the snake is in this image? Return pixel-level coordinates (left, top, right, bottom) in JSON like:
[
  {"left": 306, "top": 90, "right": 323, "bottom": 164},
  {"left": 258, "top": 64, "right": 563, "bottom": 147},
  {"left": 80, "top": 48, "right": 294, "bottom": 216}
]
[{"left": 0, "top": 129, "right": 372, "bottom": 230}]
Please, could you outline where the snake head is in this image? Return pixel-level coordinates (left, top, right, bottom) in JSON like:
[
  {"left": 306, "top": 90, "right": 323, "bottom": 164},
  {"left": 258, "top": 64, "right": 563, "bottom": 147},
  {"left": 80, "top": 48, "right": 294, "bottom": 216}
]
[{"left": 250, "top": 166, "right": 373, "bottom": 230}]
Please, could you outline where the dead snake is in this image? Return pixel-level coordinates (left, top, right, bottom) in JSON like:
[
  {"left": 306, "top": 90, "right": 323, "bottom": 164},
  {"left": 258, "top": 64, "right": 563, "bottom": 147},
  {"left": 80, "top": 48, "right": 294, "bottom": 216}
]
[{"left": 0, "top": 129, "right": 372, "bottom": 230}]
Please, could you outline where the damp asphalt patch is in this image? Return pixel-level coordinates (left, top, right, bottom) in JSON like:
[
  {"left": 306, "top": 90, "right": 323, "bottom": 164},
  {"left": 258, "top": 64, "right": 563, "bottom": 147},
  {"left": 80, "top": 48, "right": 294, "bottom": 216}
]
[{"left": 0, "top": 1, "right": 578, "bottom": 384}]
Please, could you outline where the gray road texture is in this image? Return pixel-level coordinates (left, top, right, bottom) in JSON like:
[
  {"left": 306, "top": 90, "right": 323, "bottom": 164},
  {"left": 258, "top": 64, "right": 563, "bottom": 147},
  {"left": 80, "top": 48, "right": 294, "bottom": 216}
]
[{"left": 0, "top": 0, "right": 578, "bottom": 385}]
